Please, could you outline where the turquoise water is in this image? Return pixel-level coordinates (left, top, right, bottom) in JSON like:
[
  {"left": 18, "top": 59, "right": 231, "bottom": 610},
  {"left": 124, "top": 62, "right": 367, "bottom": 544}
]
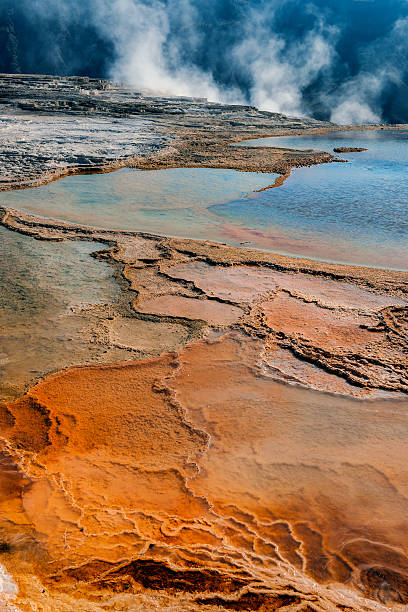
[
  {"left": 1, "top": 131, "right": 407, "bottom": 269},
  {"left": 229, "top": 130, "right": 408, "bottom": 269}
]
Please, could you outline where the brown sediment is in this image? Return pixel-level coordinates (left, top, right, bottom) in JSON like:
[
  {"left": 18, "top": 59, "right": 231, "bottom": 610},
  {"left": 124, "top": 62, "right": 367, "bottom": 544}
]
[
  {"left": 107, "top": 317, "right": 190, "bottom": 353},
  {"left": 130, "top": 131, "right": 334, "bottom": 179},
  {"left": 1, "top": 74, "right": 407, "bottom": 193},
  {"left": 77, "top": 121, "right": 406, "bottom": 188},
  {"left": 0, "top": 208, "right": 407, "bottom": 609},
  {"left": 0, "top": 76, "right": 333, "bottom": 192},
  {"left": 258, "top": 294, "right": 408, "bottom": 393},
  {"left": 165, "top": 261, "right": 407, "bottom": 308},
  {"left": 136, "top": 294, "right": 244, "bottom": 326},
  {"left": 254, "top": 170, "right": 291, "bottom": 191},
  {"left": 333, "top": 147, "right": 368, "bottom": 153},
  {"left": 0, "top": 222, "right": 200, "bottom": 402},
  {"left": 0, "top": 124, "right": 334, "bottom": 193},
  {"left": 0, "top": 228, "right": 406, "bottom": 611},
  {"left": 2, "top": 206, "right": 407, "bottom": 295}
]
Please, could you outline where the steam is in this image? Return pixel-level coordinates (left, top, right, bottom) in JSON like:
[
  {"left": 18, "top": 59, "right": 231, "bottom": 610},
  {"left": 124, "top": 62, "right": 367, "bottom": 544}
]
[
  {"left": 330, "top": 72, "right": 390, "bottom": 124},
  {"left": 232, "top": 6, "right": 337, "bottom": 116},
  {"left": 95, "top": 0, "right": 237, "bottom": 101},
  {"left": 329, "top": 16, "right": 408, "bottom": 124},
  {"left": 2, "top": 0, "right": 408, "bottom": 123},
  {"left": 93, "top": 0, "right": 407, "bottom": 123},
  {"left": 95, "top": 0, "right": 338, "bottom": 116}
]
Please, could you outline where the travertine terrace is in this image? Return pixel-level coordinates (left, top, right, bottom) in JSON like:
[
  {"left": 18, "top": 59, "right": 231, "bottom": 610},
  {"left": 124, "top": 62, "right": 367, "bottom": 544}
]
[
  {"left": 0, "top": 73, "right": 339, "bottom": 190},
  {"left": 0, "top": 75, "right": 408, "bottom": 611}
]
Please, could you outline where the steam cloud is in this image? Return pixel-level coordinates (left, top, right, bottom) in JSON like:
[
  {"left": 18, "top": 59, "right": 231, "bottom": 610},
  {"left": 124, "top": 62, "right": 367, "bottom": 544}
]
[{"left": 1, "top": 0, "right": 408, "bottom": 123}]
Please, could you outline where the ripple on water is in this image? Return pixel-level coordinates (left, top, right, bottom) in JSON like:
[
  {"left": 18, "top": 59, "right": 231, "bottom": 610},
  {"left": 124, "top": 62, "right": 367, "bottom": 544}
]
[{"left": 228, "top": 130, "right": 408, "bottom": 269}]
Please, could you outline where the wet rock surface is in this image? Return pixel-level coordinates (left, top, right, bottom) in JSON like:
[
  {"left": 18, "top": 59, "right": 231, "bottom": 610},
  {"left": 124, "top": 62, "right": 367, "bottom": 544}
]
[
  {"left": 1, "top": 203, "right": 407, "bottom": 399},
  {"left": 0, "top": 108, "right": 164, "bottom": 190},
  {"left": 1, "top": 331, "right": 408, "bottom": 612}
]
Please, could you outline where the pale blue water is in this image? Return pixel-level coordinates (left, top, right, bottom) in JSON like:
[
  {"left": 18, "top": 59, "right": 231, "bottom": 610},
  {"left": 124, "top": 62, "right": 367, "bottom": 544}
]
[
  {"left": 0, "top": 168, "right": 277, "bottom": 243},
  {"left": 1, "top": 131, "right": 407, "bottom": 269},
  {"left": 229, "top": 130, "right": 408, "bottom": 269}
]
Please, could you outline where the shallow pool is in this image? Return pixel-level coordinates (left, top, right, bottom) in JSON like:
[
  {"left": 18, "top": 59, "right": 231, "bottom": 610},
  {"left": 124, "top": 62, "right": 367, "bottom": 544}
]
[
  {"left": 0, "top": 226, "right": 120, "bottom": 399},
  {"left": 230, "top": 130, "right": 408, "bottom": 269},
  {"left": 1, "top": 131, "right": 407, "bottom": 269},
  {"left": 0, "top": 167, "right": 277, "bottom": 243}
]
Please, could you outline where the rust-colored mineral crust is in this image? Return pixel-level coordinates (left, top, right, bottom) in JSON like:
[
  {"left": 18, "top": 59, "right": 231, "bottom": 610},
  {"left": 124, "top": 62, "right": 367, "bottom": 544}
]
[
  {"left": 1, "top": 203, "right": 407, "bottom": 399},
  {"left": 0, "top": 333, "right": 407, "bottom": 611},
  {"left": 0, "top": 230, "right": 406, "bottom": 608}
]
